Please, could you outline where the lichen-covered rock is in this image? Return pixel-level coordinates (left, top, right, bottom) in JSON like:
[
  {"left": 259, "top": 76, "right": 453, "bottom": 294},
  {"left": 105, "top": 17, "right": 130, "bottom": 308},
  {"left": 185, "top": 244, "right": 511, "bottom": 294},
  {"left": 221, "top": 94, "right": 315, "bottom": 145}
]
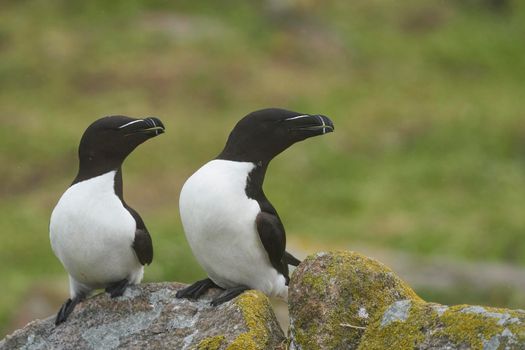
[
  {"left": 0, "top": 283, "right": 285, "bottom": 350},
  {"left": 362, "top": 302, "right": 525, "bottom": 349},
  {"left": 288, "top": 251, "right": 525, "bottom": 350}
]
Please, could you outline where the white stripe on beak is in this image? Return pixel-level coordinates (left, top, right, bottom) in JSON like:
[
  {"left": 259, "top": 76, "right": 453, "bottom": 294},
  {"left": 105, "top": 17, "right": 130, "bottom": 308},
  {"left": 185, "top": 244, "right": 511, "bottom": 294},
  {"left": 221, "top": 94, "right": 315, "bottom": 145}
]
[
  {"left": 150, "top": 119, "right": 159, "bottom": 135},
  {"left": 317, "top": 115, "right": 327, "bottom": 134}
]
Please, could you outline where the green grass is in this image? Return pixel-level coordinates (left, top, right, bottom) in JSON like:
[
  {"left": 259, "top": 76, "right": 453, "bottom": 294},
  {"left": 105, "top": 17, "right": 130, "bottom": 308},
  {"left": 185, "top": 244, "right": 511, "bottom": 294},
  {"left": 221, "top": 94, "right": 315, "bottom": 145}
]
[{"left": 1, "top": 0, "right": 525, "bottom": 335}]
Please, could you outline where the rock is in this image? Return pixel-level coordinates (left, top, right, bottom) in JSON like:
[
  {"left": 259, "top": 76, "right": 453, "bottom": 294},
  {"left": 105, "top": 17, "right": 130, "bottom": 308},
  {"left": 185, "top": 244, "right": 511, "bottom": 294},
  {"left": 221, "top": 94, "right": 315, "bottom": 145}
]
[
  {"left": 289, "top": 251, "right": 525, "bottom": 350},
  {"left": 4, "top": 253, "right": 525, "bottom": 349},
  {"left": 0, "top": 282, "right": 285, "bottom": 350}
]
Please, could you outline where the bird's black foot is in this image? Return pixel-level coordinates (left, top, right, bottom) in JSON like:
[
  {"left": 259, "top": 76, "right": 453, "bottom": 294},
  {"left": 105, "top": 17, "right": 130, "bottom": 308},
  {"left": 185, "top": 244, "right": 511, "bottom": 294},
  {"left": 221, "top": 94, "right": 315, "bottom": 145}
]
[
  {"left": 210, "top": 286, "right": 249, "bottom": 306},
  {"left": 176, "top": 278, "right": 221, "bottom": 299},
  {"left": 105, "top": 278, "right": 128, "bottom": 298},
  {"left": 55, "top": 297, "right": 82, "bottom": 326}
]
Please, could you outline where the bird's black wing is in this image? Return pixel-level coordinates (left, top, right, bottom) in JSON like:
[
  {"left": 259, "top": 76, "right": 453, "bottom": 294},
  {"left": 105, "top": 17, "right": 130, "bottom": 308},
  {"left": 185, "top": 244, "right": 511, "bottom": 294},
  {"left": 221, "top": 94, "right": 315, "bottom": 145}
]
[
  {"left": 113, "top": 169, "right": 153, "bottom": 265},
  {"left": 126, "top": 206, "right": 153, "bottom": 265},
  {"left": 284, "top": 251, "right": 301, "bottom": 266},
  {"left": 132, "top": 228, "right": 153, "bottom": 265},
  {"left": 255, "top": 211, "right": 290, "bottom": 282}
]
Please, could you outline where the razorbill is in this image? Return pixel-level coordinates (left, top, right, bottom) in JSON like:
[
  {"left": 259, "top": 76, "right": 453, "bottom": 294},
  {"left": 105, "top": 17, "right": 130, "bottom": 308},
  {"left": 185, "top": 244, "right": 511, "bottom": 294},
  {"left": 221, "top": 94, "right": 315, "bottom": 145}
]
[
  {"left": 49, "top": 115, "right": 165, "bottom": 325},
  {"left": 176, "top": 108, "right": 334, "bottom": 305}
]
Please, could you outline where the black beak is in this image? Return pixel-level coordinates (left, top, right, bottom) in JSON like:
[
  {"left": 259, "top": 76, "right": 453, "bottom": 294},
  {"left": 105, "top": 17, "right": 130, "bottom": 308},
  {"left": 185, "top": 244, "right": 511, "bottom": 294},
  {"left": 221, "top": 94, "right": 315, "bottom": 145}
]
[
  {"left": 120, "top": 117, "right": 165, "bottom": 136},
  {"left": 285, "top": 114, "right": 334, "bottom": 135}
]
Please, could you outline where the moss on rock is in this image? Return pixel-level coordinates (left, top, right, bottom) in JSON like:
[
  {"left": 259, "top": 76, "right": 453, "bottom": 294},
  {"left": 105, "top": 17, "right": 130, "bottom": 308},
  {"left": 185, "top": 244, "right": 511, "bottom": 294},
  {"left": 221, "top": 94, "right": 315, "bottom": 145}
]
[
  {"left": 196, "top": 335, "right": 226, "bottom": 350},
  {"left": 228, "top": 290, "right": 285, "bottom": 350},
  {"left": 289, "top": 251, "right": 421, "bottom": 349},
  {"left": 360, "top": 301, "right": 525, "bottom": 349},
  {"left": 289, "top": 251, "right": 525, "bottom": 350}
]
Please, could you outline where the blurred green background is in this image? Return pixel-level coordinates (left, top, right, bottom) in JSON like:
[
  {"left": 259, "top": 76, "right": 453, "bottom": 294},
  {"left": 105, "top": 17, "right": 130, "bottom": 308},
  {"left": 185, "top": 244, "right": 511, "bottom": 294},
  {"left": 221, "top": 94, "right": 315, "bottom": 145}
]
[{"left": 1, "top": 0, "right": 525, "bottom": 336}]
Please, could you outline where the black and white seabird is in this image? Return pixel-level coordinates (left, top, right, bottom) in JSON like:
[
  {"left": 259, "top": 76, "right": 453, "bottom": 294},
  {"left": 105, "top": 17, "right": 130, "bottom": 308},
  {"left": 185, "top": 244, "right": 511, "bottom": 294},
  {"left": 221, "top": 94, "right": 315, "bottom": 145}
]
[
  {"left": 176, "top": 108, "right": 334, "bottom": 305},
  {"left": 49, "top": 115, "right": 165, "bottom": 325}
]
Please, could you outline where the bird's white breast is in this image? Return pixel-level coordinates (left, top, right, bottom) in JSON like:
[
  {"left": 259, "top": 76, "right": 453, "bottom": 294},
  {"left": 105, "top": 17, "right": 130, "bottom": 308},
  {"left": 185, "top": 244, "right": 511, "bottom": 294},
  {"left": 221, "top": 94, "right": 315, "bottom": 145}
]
[
  {"left": 50, "top": 171, "right": 141, "bottom": 288},
  {"left": 179, "top": 160, "right": 287, "bottom": 298}
]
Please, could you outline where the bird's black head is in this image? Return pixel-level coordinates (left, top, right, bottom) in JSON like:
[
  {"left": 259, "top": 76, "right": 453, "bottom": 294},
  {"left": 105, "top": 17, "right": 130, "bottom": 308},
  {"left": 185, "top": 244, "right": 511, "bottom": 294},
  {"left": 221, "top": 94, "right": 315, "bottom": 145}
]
[
  {"left": 75, "top": 115, "right": 165, "bottom": 182},
  {"left": 217, "top": 108, "right": 334, "bottom": 163}
]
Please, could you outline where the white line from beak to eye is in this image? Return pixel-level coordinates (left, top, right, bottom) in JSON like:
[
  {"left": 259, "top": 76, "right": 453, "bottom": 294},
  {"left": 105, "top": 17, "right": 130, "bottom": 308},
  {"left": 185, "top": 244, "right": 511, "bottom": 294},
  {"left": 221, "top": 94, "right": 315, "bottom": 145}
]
[
  {"left": 284, "top": 115, "right": 310, "bottom": 121},
  {"left": 118, "top": 119, "right": 144, "bottom": 129}
]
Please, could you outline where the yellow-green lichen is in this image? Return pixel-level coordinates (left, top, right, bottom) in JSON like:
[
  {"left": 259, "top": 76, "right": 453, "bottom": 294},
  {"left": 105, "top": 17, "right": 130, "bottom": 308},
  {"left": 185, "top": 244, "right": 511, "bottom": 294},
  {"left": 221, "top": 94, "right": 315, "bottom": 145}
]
[
  {"left": 291, "top": 251, "right": 424, "bottom": 349},
  {"left": 437, "top": 305, "right": 522, "bottom": 348},
  {"left": 227, "top": 290, "right": 280, "bottom": 350},
  {"left": 358, "top": 300, "right": 432, "bottom": 349},
  {"left": 195, "top": 335, "right": 225, "bottom": 350},
  {"left": 291, "top": 251, "right": 525, "bottom": 349},
  {"left": 360, "top": 300, "right": 525, "bottom": 349},
  {"left": 290, "top": 317, "right": 320, "bottom": 349},
  {"left": 325, "top": 251, "right": 422, "bottom": 303},
  {"left": 301, "top": 271, "right": 326, "bottom": 295}
]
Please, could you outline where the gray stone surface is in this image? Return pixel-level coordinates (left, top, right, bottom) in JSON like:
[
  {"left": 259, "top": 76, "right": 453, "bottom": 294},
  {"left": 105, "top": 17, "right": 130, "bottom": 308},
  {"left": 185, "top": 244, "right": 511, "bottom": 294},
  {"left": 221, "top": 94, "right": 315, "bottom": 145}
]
[
  {"left": 0, "top": 282, "right": 285, "bottom": 350},
  {"left": 380, "top": 300, "right": 412, "bottom": 327}
]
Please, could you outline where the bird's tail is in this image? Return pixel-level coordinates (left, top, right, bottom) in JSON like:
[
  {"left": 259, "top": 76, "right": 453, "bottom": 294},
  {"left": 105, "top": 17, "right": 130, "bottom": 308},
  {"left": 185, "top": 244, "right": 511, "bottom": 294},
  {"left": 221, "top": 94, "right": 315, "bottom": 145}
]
[{"left": 284, "top": 251, "right": 301, "bottom": 266}]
